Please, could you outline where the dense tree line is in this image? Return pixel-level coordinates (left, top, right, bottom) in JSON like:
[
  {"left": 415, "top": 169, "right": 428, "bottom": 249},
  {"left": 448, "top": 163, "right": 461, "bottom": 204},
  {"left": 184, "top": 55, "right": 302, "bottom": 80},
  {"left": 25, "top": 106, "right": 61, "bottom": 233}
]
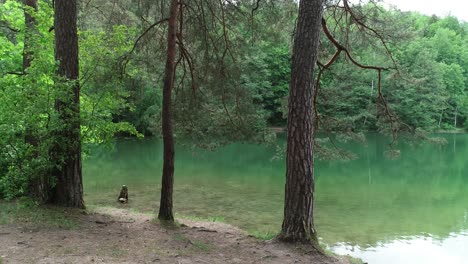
[{"left": 0, "top": 0, "right": 467, "bottom": 245}]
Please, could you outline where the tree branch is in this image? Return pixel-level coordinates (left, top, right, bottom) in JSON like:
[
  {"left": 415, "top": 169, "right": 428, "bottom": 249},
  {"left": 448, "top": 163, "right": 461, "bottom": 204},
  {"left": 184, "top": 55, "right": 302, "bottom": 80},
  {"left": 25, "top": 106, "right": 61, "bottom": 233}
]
[
  {"left": 129, "top": 18, "right": 169, "bottom": 58},
  {"left": 0, "top": 21, "right": 20, "bottom": 33},
  {"left": 6, "top": 71, "right": 25, "bottom": 76},
  {"left": 119, "top": 18, "right": 169, "bottom": 74},
  {"left": 342, "top": 0, "right": 399, "bottom": 70},
  {"left": 316, "top": 17, "right": 408, "bottom": 145}
]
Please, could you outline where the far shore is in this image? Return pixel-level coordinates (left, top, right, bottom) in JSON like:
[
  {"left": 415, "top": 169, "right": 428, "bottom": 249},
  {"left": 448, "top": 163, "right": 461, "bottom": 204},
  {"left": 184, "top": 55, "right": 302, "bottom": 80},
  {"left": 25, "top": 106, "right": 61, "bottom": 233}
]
[{"left": 270, "top": 127, "right": 467, "bottom": 134}]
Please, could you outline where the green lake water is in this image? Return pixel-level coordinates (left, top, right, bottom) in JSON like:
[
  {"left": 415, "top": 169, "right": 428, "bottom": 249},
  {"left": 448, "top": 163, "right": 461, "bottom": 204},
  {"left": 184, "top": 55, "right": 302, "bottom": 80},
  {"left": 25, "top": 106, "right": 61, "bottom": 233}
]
[{"left": 83, "top": 134, "right": 468, "bottom": 264}]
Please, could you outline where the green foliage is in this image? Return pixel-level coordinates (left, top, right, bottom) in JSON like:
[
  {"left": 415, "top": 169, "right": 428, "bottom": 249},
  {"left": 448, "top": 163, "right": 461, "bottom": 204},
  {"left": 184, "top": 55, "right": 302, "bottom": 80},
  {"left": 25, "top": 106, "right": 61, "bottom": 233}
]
[
  {"left": 244, "top": 2, "right": 467, "bottom": 154},
  {"left": 315, "top": 5, "right": 468, "bottom": 134},
  {"left": 79, "top": 25, "right": 143, "bottom": 143},
  {"left": 0, "top": 1, "right": 140, "bottom": 199},
  {"left": 1, "top": 0, "right": 467, "bottom": 199},
  {"left": 0, "top": 0, "right": 56, "bottom": 199}
]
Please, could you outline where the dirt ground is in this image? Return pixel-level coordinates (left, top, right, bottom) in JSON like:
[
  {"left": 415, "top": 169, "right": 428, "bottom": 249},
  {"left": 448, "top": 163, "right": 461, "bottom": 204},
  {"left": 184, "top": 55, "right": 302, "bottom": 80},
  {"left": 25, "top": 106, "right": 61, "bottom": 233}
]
[{"left": 0, "top": 207, "right": 351, "bottom": 264}]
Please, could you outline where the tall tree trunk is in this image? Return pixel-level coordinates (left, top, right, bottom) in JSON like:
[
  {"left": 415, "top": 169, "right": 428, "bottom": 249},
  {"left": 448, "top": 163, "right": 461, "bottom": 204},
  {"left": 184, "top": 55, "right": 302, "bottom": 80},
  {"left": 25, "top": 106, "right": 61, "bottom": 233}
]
[
  {"left": 51, "top": 0, "right": 84, "bottom": 208},
  {"left": 22, "top": 0, "right": 37, "bottom": 72},
  {"left": 278, "top": 0, "right": 323, "bottom": 244},
  {"left": 158, "top": 0, "right": 179, "bottom": 221},
  {"left": 22, "top": 0, "right": 48, "bottom": 201}
]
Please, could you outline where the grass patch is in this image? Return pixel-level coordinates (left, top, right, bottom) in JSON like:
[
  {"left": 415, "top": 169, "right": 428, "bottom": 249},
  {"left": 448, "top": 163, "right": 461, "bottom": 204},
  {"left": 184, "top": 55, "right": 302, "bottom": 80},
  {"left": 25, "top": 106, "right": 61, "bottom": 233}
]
[
  {"left": 128, "top": 207, "right": 154, "bottom": 216},
  {"left": 192, "top": 240, "right": 210, "bottom": 252},
  {"left": 250, "top": 230, "right": 277, "bottom": 240},
  {"left": 0, "top": 198, "right": 81, "bottom": 230},
  {"left": 179, "top": 215, "right": 225, "bottom": 223},
  {"left": 83, "top": 204, "right": 103, "bottom": 212},
  {"left": 206, "top": 216, "right": 225, "bottom": 222}
]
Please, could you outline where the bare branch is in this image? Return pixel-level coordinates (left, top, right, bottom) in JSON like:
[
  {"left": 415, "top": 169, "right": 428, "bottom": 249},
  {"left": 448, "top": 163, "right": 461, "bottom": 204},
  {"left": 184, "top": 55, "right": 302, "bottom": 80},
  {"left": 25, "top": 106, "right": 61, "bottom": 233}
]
[
  {"left": 251, "top": 0, "right": 261, "bottom": 15},
  {"left": 128, "top": 18, "right": 169, "bottom": 58},
  {"left": 342, "top": 0, "right": 399, "bottom": 70},
  {"left": 119, "top": 18, "right": 169, "bottom": 74}
]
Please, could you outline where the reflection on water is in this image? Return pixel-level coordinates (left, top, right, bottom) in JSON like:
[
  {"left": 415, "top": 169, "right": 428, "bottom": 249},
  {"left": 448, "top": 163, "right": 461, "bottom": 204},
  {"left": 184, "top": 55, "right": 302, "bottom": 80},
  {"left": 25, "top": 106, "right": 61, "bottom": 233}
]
[
  {"left": 83, "top": 134, "right": 468, "bottom": 264},
  {"left": 332, "top": 232, "right": 468, "bottom": 264}
]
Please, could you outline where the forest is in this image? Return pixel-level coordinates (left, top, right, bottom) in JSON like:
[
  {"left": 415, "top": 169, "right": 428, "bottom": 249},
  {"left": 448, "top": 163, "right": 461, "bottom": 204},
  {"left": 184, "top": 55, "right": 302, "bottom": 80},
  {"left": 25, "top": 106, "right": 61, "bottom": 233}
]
[{"left": 0, "top": 0, "right": 467, "bottom": 263}]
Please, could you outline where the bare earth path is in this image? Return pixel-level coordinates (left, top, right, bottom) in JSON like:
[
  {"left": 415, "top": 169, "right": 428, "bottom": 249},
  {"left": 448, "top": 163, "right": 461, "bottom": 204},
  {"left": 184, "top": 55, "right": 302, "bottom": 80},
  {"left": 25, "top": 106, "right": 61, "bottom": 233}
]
[{"left": 0, "top": 208, "right": 350, "bottom": 264}]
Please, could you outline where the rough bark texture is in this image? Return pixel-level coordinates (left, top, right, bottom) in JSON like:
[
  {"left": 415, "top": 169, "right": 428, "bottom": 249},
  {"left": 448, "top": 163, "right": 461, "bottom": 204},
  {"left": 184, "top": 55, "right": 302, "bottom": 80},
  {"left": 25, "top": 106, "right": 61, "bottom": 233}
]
[
  {"left": 22, "top": 0, "right": 37, "bottom": 71},
  {"left": 278, "top": 0, "right": 323, "bottom": 243},
  {"left": 158, "top": 0, "right": 179, "bottom": 221},
  {"left": 51, "top": 0, "right": 84, "bottom": 208}
]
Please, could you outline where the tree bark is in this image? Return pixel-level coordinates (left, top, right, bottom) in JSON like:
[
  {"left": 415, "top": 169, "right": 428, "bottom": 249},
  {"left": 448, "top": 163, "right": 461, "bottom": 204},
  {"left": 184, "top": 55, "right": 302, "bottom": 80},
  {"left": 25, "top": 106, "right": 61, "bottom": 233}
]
[
  {"left": 278, "top": 0, "right": 323, "bottom": 243},
  {"left": 158, "top": 0, "right": 179, "bottom": 221},
  {"left": 22, "top": 0, "right": 37, "bottom": 72},
  {"left": 51, "top": 0, "right": 84, "bottom": 208}
]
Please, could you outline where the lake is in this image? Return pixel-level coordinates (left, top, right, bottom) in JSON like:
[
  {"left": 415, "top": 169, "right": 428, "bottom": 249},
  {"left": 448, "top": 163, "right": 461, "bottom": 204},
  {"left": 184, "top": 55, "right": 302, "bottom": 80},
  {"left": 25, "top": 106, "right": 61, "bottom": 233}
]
[{"left": 83, "top": 134, "right": 468, "bottom": 264}]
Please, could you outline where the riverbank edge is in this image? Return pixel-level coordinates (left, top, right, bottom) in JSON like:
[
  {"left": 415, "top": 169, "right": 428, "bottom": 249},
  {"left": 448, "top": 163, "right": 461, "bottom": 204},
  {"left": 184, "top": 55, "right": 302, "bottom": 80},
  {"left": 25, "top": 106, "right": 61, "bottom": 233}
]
[{"left": 0, "top": 200, "right": 363, "bottom": 264}]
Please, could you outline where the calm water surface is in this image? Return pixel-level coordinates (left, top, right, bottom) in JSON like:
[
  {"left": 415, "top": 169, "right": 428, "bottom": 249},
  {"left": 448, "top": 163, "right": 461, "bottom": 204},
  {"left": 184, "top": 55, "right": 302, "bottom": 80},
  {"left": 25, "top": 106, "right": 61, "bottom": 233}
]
[{"left": 83, "top": 134, "right": 468, "bottom": 264}]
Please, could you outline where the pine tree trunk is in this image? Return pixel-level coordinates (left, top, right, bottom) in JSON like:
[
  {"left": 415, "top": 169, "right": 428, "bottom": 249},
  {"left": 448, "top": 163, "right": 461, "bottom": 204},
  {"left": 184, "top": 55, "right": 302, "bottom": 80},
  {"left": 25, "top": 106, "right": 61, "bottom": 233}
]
[
  {"left": 278, "top": 0, "right": 323, "bottom": 244},
  {"left": 51, "top": 0, "right": 84, "bottom": 208},
  {"left": 158, "top": 0, "right": 179, "bottom": 221}
]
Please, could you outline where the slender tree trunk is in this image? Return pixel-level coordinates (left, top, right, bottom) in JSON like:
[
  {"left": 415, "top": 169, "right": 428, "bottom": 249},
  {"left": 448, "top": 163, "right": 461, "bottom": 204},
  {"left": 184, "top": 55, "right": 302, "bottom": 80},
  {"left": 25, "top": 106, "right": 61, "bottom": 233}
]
[
  {"left": 158, "top": 0, "right": 179, "bottom": 221},
  {"left": 22, "top": 0, "right": 37, "bottom": 72},
  {"left": 51, "top": 0, "right": 84, "bottom": 208},
  {"left": 454, "top": 106, "right": 458, "bottom": 128},
  {"left": 438, "top": 110, "right": 444, "bottom": 128},
  {"left": 22, "top": 0, "right": 49, "bottom": 201},
  {"left": 278, "top": 0, "right": 323, "bottom": 244},
  {"left": 363, "top": 80, "right": 374, "bottom": 127}
]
